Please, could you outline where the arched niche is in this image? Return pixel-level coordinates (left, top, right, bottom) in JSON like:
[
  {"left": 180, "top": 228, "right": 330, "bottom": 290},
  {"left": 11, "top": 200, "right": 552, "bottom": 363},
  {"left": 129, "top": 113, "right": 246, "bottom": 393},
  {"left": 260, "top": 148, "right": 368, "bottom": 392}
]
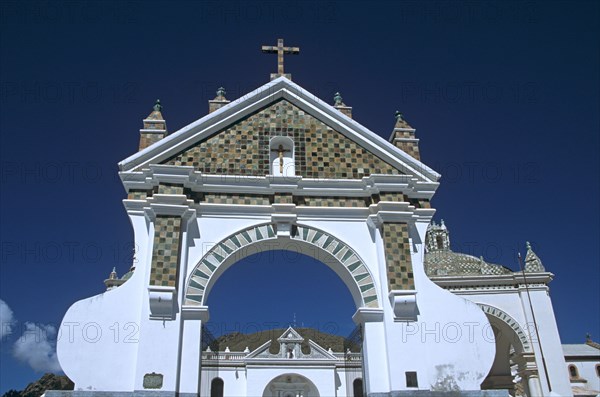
[{"left": 269, "top": 136, "right": 295, "bottom": 177}]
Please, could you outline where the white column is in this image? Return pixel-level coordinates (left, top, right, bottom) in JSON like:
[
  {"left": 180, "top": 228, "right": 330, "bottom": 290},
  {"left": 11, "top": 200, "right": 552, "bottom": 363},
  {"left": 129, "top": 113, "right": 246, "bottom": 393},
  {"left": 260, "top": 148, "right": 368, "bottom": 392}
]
[
  {"left": 353, "top": 308, "right": 389, "bottom": 394},
  {"left": 519, "top": 284, "right": 573, "bottom": 396},
  {"left": 527, "top": 373, "right": 543, "bottom": 397},
  {"left": 515, "top": 352, "right": 543, "bottom": 397},
  {"left": 177, "top": 312, "right": 206, "bottom": 393}
]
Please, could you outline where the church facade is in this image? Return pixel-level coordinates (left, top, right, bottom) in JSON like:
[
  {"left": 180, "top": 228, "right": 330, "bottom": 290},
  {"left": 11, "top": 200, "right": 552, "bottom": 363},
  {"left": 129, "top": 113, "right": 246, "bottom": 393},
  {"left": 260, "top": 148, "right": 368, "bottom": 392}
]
[{"left": 50, "top": 41, "right": 575, "bottom": 397}]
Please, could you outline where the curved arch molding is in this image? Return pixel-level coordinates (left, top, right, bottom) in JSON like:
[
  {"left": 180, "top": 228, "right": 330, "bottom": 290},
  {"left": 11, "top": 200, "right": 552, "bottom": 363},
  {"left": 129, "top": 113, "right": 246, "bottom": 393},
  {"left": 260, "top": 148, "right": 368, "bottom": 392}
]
[
  {"left": 184, "top": 223, "right": 379, "bottom": 308},
  {"left": 477, "top": 303, "right": 531, "bottom": 352}
]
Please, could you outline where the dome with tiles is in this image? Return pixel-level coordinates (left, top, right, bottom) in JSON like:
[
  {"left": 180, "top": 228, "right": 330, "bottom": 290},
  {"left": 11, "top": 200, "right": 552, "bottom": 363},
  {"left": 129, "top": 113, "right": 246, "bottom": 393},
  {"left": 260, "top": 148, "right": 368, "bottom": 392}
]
[{"left": 424, "top": 220, "right": 513, "bottom": 277}]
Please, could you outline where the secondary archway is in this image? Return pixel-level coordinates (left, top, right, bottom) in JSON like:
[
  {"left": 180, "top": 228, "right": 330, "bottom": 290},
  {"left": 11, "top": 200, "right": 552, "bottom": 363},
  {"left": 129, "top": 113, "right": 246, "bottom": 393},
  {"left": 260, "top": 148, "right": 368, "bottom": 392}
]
[
  {"left": 184, "top": 223, "right": 380, "bottom": 309},
  {"left": 263, "top": 373, "right": 320, "bottom": 397},
  {"left": 477, "top": 303, "right": 532, "bottom": 394}
]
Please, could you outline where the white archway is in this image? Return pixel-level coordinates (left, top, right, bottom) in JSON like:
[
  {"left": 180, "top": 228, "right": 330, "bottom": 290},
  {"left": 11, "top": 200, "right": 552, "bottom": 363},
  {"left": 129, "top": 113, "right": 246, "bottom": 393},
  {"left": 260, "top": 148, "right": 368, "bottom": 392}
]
[
  {"left": 184, "top": 223, "right": 380, "bottom": 309},
  {"left": 477, "top": 303, "right": 533, "bottom": 393},
  {"left": 263, "top": 373, "right": 320, "bottom": 397}
]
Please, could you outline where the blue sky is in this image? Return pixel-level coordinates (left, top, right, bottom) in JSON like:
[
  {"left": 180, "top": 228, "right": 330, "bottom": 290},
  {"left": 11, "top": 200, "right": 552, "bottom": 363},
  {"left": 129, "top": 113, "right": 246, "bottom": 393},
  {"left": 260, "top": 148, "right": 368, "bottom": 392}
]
[{"left": 1, "top": 0, "right": 599, "bottom": 392}]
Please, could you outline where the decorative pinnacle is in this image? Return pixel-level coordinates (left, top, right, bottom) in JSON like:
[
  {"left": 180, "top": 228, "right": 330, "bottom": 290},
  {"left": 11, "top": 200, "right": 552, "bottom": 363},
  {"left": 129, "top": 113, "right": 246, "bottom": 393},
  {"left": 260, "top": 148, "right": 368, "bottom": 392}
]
[
  {"left": 153, "top": 99, "right": 162, "bottom": 112},
  {"left": 334, "top": 92, "right": 343, "bottom": 106},
  {"left": 216, "top": 87, "right": 226, "bottom": 98},
  {"left": 526, "top": 241, "right": 532, "bottom": 250},
  {"left": 395, "top": 110, "right": 404, "bottom": 121}
]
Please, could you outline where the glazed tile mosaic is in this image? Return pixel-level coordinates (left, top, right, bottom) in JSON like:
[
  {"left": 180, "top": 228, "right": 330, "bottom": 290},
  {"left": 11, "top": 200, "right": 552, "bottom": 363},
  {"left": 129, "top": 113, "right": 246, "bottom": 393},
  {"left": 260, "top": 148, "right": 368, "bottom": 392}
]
[
  {"left": 382, "top": 222, "right": 415, "bottom": 290},
  {"left": 149, "top": 216, "right": 182, "bottom": 287},
  {"left": 298, "top": 196, "right": 370, "bottom": 207},
  {"left": 157, "top": 184, "right": 185, "bottom": 195},
  {"left": 378, "top": 192, "right": 407, "bottom": 202},
  {"left": 162, "top": 100, "right": 402, "bottom": 179},
  {"left": 203, "top": 193, "right": 270, "bottom": 205}
]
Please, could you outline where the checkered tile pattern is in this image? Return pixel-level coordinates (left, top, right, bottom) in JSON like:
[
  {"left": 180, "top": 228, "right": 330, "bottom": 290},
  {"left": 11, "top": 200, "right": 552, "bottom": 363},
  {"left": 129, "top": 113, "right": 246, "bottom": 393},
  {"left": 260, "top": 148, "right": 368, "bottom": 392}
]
[
  {"left": 382, "top": 223, "right": 415, "bottom": 290},
  {"left": 157, "top": 184, "right": 184, "bottom": 195},
  {"left": 409, "top": 198, "right": 431, "bottom": 208},
  {"left": 139, "top": 133, "right": 166, "bottom": 151},
  {"left": 162, "top": 100, "right": 403, "bottom": 179},
  {"left": 149, "top": 216, "right": 182, "bottom": 287},
  {"left": 274, "top": 193, "right": 293, "bottom": 204},
  {"left": 391, "top": 118, "right": 421, "bottom": 160},
  {"left": 299, "top": 196, "right": 370, "bottom": 207},
  {"left": 378, "top": 192, "right": 406, "bottom": 202},
  {"left": 396, "top": 142, "right": 420, "bottom": 160},
  {"left": 204, "top": 193, "right": 270, "bottom": 205},
  {"left": 127, "top": 190, "right": 152, "bottom": 200}
]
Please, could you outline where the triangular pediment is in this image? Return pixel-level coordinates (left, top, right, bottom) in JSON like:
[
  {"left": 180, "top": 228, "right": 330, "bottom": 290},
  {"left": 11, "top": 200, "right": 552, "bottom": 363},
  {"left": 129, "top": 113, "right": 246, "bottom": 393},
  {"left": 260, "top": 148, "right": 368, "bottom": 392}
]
[
  {"left": 119, "top": 77, "right": 439, "bottom": 182},
  {"left": 277, "top": 326, "right": 304, "bottom": 342},
  {"left": 245, "top": 327, "right": 337, "bottom": 360},
  {"left": 245, "top": 340, "right": 273, "bottom": 358}
]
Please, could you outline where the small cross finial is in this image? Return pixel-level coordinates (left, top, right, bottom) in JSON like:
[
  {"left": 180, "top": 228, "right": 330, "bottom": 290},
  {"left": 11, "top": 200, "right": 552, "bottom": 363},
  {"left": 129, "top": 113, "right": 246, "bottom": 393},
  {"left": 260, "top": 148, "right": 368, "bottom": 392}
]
[
  {"left": 261, "top": 38, "right": 300, "bottom": 77},
  {"left": 153, "top": 99, "right": 162, "bottom": 112},
  {"left": 216, "top": 87, "right": 226, "bottom": 98},
  {"left": 334, "top": 92, "right": 343, "bottom": 106},
  {"left": 395, "top": 110, "right": 403, "bottom": 121}
]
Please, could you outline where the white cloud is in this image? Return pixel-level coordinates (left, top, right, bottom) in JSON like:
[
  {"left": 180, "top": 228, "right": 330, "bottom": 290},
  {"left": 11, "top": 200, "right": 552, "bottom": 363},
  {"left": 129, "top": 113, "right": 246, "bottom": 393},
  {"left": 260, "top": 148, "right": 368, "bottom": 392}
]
[
  {"left": 13, "top": 322, "right": 62, "bottom": 372},
  {"left": 0, "top": 299, "right": 15, "bottom": 339}
]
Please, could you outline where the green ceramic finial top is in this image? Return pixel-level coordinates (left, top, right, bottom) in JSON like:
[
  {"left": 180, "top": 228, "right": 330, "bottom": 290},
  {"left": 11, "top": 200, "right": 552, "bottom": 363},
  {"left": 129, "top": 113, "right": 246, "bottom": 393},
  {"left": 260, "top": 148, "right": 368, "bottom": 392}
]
[
  {"left": 334, "top": 92, "right": 343, "bottom": 106},
  {"left": 153, "top": 99, "right": 162, "bottom": 112},
  {"left": 216, "top": 87, "right": 226, "bottom": 97},
  {"left": 395, "top": 110, "right": 403, "bottom": 121}
]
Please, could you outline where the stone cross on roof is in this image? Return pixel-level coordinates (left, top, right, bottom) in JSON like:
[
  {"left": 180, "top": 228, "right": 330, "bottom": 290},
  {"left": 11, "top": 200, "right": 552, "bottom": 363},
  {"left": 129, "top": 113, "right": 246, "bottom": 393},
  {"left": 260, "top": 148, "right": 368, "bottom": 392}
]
[{"left": 261, "top": 38, "right": 299, "bottom": 78}]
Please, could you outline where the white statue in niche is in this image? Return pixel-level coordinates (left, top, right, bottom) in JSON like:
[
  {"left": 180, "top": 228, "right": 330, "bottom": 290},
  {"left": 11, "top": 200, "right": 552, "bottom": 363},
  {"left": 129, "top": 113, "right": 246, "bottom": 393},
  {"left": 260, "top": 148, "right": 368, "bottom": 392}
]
[{"left": 269, "top": 137, "right": 295, "bottom": 177}]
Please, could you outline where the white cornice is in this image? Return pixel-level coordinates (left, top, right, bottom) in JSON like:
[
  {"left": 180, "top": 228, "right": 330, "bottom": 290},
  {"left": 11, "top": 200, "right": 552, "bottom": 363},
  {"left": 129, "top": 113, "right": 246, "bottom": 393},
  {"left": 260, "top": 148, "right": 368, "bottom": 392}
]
[
  {"left": 139, "top": 129, "right": 166, "bottom": 133},
  {"left": 123, "top": 200, "right": 434, "bottom": 224},
  {"left": 118, "top": 166, "right": 439, "bottom": 199},
  {"left": 118, "top": 77, "right": 440, "bottom": 182},
  {"left": 429, "top": 272, "right": 555, "bottom": 290}
]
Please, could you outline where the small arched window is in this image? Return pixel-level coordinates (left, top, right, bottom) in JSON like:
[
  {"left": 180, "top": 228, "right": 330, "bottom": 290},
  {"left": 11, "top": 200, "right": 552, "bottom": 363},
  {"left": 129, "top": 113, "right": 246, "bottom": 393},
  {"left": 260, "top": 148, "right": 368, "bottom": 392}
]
[
  {"left": 353, "top": 378, "right": 364, "bottom": 397},
  {"left": 596, "top": 364, "right": 600, "bottom": 377},
  {"left": 436, "top": 235, "right": 444, "bottom": 249},
  {"left": 210, "top": 377, "right": 224, "bottom": 397},
  {"left": 568, "top": 365, "right": 579, "bottom": 379}
]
